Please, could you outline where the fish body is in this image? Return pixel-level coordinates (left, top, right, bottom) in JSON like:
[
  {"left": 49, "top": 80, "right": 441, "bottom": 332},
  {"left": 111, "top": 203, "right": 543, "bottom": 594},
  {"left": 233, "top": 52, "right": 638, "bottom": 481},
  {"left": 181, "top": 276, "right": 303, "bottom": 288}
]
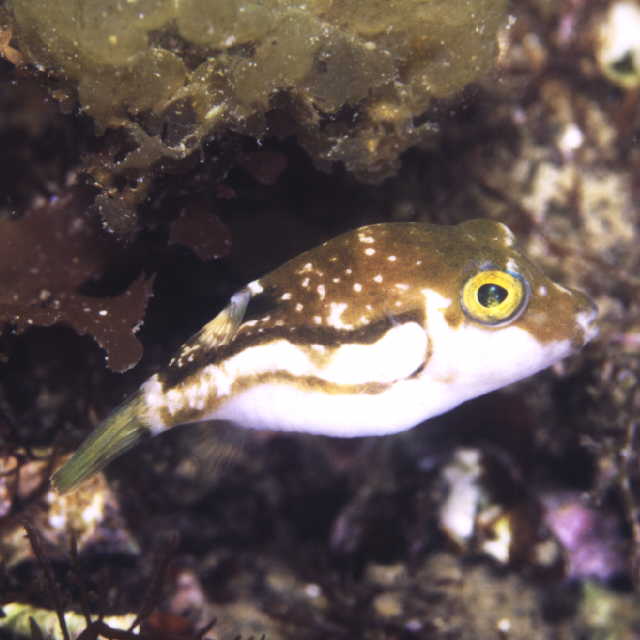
[{"left": 51, "top": 219, "right": 598, "bottom": 493}]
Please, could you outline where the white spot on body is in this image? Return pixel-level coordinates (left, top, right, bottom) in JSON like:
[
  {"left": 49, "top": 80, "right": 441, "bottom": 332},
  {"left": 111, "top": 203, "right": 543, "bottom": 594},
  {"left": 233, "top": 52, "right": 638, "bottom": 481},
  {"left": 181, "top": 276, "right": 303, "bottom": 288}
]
[
  {"left": 332, "top": 277, "right": 341, "bottom": 283},
  {"left": 387, "top": 255, "right": 397, "bottom": 262},
  {"left": 327, "top": 302, "right": 354, "bottom": 330},
  {"left": 295, "top": 303, "right": 304, "bottom": 312},
  {"left": 297, "top": 262, "right": 314, "bottom": 274},
  {"left": 166, "top": 388, "right": 185, "bottom": 415},
  {"left": 203, "top": 364, "right": 233, "bottom": 397},
  {"left": 247, "top": 280, "right": 264, "bottom": 295},
  {"left": 364, "top": 248, "right": 376, "bottom": 256},
  {"left": 345, "top": 268, "right": 353, "bottom": 275},
  {"left": 317, "top": 284, "right": 326, "bottom": 300},
  {"left": 353, "top": 283, "right": 363, "bottom": 293},
  {"left": 141, "top": 374, "right": 167, "bottom": 434},
  {"left": 302, "top": 277, "right": 310, "bottom": 288},
  {"left": 537, "top": 285, "right": 548, "bottom": 296},
  {"left": 358, "top": 233, "right": 375, "bottom": 244},
  {"left": 280, "top": 292, "right": 292, "bottom": 301},
  {"left": 313, "top": 315, "right": 322, "bottom": 324},
  {"left": 395, "top": 283, "right": 409, "bottom": 291},
  {"left": 373, "top": 274, "right": 383, "bottom": 283},
  {"left": 143, "top": 365, "right": 235, "bottom": 429},
  {"left": 177, "top": 365, "right": 233, "bottom": 406}
]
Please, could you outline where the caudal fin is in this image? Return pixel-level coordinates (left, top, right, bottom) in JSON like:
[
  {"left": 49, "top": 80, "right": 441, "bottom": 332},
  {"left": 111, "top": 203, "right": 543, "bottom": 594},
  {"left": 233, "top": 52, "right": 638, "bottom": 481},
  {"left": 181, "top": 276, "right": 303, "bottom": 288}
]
[{"left": 51, "top": 394, "right": 149, "bottom": 494}]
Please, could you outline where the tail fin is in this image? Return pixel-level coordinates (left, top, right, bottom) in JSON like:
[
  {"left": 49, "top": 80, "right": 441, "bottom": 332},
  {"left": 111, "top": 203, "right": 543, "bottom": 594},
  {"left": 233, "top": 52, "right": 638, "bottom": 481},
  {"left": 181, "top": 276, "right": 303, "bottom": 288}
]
[{"left": 51, "top": 393, "right": 149, "bottom": 494}]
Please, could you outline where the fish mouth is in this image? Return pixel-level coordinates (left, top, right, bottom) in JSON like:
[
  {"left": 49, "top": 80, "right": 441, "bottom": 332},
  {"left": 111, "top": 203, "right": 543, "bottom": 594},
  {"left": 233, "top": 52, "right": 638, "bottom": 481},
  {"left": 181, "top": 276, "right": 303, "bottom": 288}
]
[{"left": 573, "top": 294, "right": 599, "bottom": 345}]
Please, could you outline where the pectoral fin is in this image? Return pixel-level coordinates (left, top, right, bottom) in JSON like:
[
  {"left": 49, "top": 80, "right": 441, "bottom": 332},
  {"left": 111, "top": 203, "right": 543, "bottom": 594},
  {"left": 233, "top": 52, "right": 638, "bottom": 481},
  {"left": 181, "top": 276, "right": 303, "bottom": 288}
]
[
  {"left": 199, "top": 289, "right": 251, "bottom": 347},
  {"left": 169, "top": 289, "right": 251, "bottom": 369}
]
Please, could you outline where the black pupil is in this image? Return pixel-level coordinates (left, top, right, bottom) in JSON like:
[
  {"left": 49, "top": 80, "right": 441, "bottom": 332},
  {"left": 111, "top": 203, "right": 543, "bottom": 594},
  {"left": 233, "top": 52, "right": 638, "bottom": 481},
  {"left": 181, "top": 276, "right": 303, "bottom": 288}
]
[{"left": 478, "top": 283, "right": 508, "bottom": 307}]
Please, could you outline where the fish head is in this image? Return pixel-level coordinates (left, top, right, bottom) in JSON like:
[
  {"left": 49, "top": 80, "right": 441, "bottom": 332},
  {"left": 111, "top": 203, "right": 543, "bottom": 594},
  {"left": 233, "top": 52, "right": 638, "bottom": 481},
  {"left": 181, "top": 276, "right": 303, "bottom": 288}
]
[{"left": 418, "top": 219, "right": 598, "bottom": 402}]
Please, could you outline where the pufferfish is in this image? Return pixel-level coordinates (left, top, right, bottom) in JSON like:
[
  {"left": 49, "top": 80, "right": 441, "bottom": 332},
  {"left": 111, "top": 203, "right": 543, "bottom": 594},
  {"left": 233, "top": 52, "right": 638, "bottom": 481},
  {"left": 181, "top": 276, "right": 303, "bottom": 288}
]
[{"left": 51, "top": 219, "right": 598, "bottom": 493}]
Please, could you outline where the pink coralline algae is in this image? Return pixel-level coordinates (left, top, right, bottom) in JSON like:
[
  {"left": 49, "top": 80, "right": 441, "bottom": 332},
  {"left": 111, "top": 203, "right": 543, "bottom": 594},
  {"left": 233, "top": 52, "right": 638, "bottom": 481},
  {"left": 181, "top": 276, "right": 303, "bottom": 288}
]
[{"left": 543, "top": 492, "right": 627, "bottom": 582}]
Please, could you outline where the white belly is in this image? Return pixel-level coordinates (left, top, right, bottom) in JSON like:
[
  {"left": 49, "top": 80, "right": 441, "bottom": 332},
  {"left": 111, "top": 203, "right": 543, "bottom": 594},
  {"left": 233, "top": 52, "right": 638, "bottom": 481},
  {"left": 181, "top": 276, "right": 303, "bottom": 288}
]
[{"left": 210, "top": 376, "right": 469, "bottom": 437}]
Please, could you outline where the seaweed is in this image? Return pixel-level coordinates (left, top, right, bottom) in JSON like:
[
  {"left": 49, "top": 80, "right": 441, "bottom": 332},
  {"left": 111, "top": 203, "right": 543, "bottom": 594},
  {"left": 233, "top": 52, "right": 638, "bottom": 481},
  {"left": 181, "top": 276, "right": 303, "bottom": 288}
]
[{"left": 0, "top": 189, "right": 154, "bottom": 373}]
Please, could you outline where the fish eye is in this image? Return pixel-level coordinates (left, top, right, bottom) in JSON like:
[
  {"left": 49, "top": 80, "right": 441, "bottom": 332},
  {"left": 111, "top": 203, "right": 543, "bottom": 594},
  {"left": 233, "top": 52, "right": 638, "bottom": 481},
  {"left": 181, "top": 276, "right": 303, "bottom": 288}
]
[{"left": 461, "top": 269, "right": 529, "bottom": 326}]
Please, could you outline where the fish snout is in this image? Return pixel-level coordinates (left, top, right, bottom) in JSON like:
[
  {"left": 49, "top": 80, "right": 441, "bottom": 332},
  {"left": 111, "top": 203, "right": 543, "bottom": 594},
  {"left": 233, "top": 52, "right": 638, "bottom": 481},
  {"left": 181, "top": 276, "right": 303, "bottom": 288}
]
[{"left": 572, "top": 289, "right": 599, "bottom": 345}]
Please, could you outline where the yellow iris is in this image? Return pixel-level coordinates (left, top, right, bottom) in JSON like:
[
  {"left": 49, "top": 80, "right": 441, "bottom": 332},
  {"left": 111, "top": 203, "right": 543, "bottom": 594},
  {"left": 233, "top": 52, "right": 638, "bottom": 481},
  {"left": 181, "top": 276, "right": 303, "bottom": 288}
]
[{"left": 461, "top": 269, "right": 528, "bottom": 325}]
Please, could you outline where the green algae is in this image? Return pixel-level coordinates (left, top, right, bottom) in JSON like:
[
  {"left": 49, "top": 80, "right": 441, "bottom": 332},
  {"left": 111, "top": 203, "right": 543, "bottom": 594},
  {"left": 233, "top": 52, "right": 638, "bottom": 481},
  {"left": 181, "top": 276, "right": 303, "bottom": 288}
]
[{"left": 9, "top": 0, "right": 508, "bottom": 180}]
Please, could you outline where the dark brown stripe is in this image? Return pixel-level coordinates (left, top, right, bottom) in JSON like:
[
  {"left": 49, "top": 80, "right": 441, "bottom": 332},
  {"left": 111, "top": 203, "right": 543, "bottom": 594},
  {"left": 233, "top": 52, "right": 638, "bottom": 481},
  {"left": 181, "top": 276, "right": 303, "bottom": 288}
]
[
  {"left": 158, "top": 308, "right": 425, "bottom": 389},
  {"left": 159, "top": 370, "right": 396, "bottom": 428}
]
